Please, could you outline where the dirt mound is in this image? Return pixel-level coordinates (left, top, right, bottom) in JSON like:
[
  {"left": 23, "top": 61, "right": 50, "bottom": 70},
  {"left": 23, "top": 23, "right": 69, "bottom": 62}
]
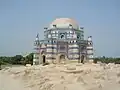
[{"left": 1, "top": 63, "right": 120, "bottom": 90}]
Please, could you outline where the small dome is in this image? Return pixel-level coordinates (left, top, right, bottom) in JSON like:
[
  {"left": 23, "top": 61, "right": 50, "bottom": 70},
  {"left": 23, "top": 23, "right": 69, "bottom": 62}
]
[{"left": 49, "top": 18, "right": 79, "bottom": 29}]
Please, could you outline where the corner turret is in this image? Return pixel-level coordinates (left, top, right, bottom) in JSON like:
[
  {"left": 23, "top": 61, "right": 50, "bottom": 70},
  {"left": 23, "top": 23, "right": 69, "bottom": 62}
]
[
  {"left": 33, "top": 33, "right": 40, "bottom": 65},
  {"left": 86, "top": 36, "right": 94, "bottom": 61}
]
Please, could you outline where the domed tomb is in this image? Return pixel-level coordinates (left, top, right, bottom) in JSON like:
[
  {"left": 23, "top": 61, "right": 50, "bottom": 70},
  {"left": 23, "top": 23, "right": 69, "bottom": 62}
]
[{"left": 49, "top": 18, "right": 79, "bottom": 29}]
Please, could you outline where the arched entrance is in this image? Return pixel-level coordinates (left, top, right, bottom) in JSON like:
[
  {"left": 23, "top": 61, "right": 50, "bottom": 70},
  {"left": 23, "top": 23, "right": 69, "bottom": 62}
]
[
  {"left": 58, "top": 54, "right": 66, "bottom": 64},
  {"left": 42, "top": 55, "right": 46, "bottom": 64},
  {"left": 81, "top": 55, "right": 84, "bottom": 64},
  {"left": 56, "top": 53, "right": 68, "bottom": 64},
  {"left": 60, "top": 54, "right": 65, "bottom": 60}
]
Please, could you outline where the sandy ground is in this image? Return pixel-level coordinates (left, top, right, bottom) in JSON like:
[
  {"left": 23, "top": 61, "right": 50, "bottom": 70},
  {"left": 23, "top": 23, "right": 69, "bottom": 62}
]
[
  {"left": 0, "top": 63, "right": 120, "bottom": 90},
  {"left": 0, "top": 66, "right": 30, "bottom": 90},
  {"left": 0, "top": 73, "right": 28, "bottom": 90}
]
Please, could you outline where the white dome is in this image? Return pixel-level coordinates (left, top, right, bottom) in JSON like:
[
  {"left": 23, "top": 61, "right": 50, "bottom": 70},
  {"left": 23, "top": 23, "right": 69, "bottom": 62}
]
[{"left": 49, "top": 18, "right": 79, "bottom": 29}]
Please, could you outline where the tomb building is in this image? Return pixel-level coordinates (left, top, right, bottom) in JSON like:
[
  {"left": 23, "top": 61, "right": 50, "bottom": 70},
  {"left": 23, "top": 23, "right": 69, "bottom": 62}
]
[{"left": 33, "top": 18, "right": 94, "bottom": 65}]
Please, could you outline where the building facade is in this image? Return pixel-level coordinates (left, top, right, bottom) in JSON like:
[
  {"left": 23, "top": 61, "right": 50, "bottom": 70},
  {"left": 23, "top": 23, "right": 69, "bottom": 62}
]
[{"left": 33, "top": 18, "right": 93, "bottom": 65}]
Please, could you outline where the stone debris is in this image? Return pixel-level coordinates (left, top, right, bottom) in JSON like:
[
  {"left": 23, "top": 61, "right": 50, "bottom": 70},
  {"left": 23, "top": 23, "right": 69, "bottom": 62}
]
[
  {"left": 25, "top": 64, "right": 32, "bottom": 67},
  {"left": 1, "top": 63, "right": 120, "bottom": 90}
]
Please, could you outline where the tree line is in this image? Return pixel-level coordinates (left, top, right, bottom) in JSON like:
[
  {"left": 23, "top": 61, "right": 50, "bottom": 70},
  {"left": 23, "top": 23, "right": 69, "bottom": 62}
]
[
  {"left": 0, "top": 53, "right": 33, "bottom": 65},
  {"left": 93, "top": 56, "right": 120, "bottom": 64},
  {"left": 1, "top": 54, "right": 120, "bottom": 65}
]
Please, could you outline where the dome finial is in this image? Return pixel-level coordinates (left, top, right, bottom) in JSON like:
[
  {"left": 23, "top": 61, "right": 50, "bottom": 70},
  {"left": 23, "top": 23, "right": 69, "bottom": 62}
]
[{"left": 36, "top": 33, "right": 39, "bottom": 40}]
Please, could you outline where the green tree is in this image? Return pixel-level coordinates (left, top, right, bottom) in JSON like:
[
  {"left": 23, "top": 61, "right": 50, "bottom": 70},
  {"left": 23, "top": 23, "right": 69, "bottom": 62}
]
[
  {"left": 11, "top": 55, "right": 23, "bottom": 64},
  {"left": 25, "top": 53, "right": 33, "bottom": 65}
]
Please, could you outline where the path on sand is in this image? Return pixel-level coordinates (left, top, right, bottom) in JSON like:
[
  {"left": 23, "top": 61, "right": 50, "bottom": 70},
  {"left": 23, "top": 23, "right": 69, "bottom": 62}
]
[{"left": 0, "top": 72, "right": 28, "bottom": 90}]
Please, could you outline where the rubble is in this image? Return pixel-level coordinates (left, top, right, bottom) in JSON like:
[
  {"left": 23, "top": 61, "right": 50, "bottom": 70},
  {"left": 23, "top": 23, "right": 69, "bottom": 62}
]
[{"left": 1, "top": 63, "right": 120, "bottom": 90}]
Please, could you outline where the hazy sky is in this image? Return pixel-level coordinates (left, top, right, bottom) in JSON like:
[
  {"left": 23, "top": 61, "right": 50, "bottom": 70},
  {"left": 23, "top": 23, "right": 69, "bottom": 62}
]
[{"left": 0, "top": 0, "right": 120, "bottom": 57}]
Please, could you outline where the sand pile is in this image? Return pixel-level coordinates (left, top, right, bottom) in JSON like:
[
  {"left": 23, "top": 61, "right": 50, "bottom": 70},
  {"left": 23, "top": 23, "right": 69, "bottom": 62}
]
[{"left": 1, "top": 63, "right": 120, "bottom": 90}]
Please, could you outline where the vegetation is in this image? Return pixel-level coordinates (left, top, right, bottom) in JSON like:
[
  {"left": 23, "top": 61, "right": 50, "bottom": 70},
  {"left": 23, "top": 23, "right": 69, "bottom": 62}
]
[
  {"left": 0, "top": 53, "right": 33, "bottom": 65},
  {"left": 93, "top": 56, "right": 120, "bottom": 64},
  {"left": 0, "top": 54, "right": 120, "bottom": 66}
]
